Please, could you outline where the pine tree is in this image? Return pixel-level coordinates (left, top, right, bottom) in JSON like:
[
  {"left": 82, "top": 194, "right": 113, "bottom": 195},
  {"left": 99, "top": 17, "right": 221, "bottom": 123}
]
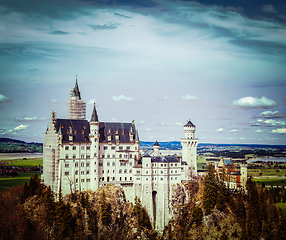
[{"left": 202, "top": 164, "right": 218, "bottom": 215}]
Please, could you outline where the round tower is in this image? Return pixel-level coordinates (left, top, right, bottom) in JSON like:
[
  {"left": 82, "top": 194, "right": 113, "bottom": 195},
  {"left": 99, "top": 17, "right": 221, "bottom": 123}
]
[
  {"left": 184, "top": 120, "right": 196, "bottom": 139},
  {"left": 153, "top": 141, "right": 160, "bottom": 156}
]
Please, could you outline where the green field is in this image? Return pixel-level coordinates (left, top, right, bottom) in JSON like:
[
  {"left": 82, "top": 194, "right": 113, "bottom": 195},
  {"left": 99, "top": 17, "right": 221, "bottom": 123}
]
[{"left": 0, "top": 158, "right": 42, "bottom": 190}]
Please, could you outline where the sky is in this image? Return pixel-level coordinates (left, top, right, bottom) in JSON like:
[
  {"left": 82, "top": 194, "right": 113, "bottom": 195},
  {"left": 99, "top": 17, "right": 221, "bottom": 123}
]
[{"left": 0, "top": 0, "right": 286, "bottom": 145}]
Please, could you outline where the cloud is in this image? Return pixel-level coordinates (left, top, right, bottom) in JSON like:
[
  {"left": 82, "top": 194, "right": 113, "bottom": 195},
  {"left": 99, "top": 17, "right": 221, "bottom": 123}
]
[
  {"left": 232, "top": 96, "right": 277, "bottom": 108},
  {"left": 14, "top": 124, "right": 29, "bottom": 130},
  {"left": 112, "top": 95, "right": 135, "bottom": 102},
  {"left": 49, "top": 30, "right": 69, "bottom": 35},
  {"left": 87, "top": 99, "right": 97, "bottom": 105},
  {"left": 14, "top": 116, "right": 46, "bottom": 122},
  {"left": 50, "top": 99, "right": 58, "bottom": 103},
  {"left": 182, "top": 95, "right": 200, "bottom": 102},
  {"left": 255, "top": 129, "right": 263, "bottom": 133},
  {"left": 255, "top": 110, "right": 286, "bottom": 118},
  {"left": 0, "top": 94, "right": 12, "bottom": 103},
  {"left": 262, "top": 4, "right": 277, "bottom": 13},
  {"left": 250, "top": 119, "right": 286, "bottom": 127},
  {"left": 271, "top": 128, "right": 286, "bottom": 134},
  {"left": 216, "top": 128, "right": 225, "bottom": 133},
  {"left": 230, "top": 129, "right": 239, "bottom": 133},
  {"left": 114, "top": 12, "right": 131, "bottom": 18},
  {"left": 175, "top": 122, "right": 183, "bottom": 126},
  {"left": 89, "top": 23, "right": 120, "bottom": 30}
]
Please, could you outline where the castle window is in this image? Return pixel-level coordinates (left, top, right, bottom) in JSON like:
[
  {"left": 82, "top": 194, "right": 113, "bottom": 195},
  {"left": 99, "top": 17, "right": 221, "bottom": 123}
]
[
  {"left": 120, "top": 177, "right": 122, "bottom": 181},
  {"left": 125, "top": 177, "right": 127, "bottom": 181},
  {"left": 146, "top": 178, "right": 148, "bottom": 181},
  {"left": 175, "top": 177, "right": 177, "bottom": 180},
  {"left": 87, "top": 170, "right": 90, "bottom": 174},
  {"left": 76, "top": 179, "right": 78, "bottom": 183},
  {"left": 87, "top": 155, "right": 90, "bottom": 159},
  {"left": 81, "top": 146, "right": 85, "bottom": 150},
  {"left": 75, "top": 170, "right": 78, "bottom": 175},
  {"left": 65, "top": 163, "right": 69, "bottom": 168},
  {"left": 175, "top": 170, "right": 177, "bottom": 173},
  {"left": 126, "top": 146, "right": 130, "bottom": 150},
  {"left": 111, "top": 146, "right": 115, "bottom": 150},
  {"left": 87, "top": 162, "right": 90, "bottom": 167},
  {"left": 113, "top": 177, "right": 115, "bottom": 180},
  {"left": 130, "top": 162, "right": 132, "bottom": 166},
  {"left": 94, "top": 153, "right": 97, "bottom": 157},
  {"left": 73, "top": 154, "right": 76, "bottom": 159},
  {"left": 113, "top": 170, "right": 115, "bottom": 173},
  {"left": 137, "top": 178, "right": 140, "bottom": 180},
  {"left": 65, "top": 172, "right": 69, "bottom": 175},
  {"left": 164, "top": 164, "right": 166, "bottom": 167},
  {"left": 137, "top": 171, "right": 140, "bottom": 174},
  {"left": 65, "top": 154, "right": 69, "bottom": 159},
  {"left": 107, "top": 162, "right": 110, "bottom": 166},
  {"left": 104, "top": 146, "right": 108, "bottom": 150},
  {"left": 161, "top": 178, "right": 163, "bottom": 181},
  {"left": 119, "top": 146, "right": 123, "bottom": 150},
  {"left": 81, "top": 154, "right": 84, "bottom": 159},
  {"left": 65, "top": 146, "right": 69, "bottom": 150},
  {"left": 113, "top": 155, "right": 115, "bottom": 158},
  {"left": 146, "top": 164, "right": 148, "bottom": 167},
  {"left": 161, "top": 171, "right": 163, "bottom": 174},
  {"left": 99, "top": 162, "right": 103, "bottom": 166},
  {"left": 146, "top": 171, "right": 148, "bottom": 174},
  {"left": 171, "top": 164, "right": 173, "bottom": 167},
  {"left": 119, "top": 154, "right": 122, "bottom": 158},
  {"left": 81, "top": 171, "right": 85, "bottom": 174},
  {"left": 124, "top": 155, "right": 127, "bottom": 158},
  {"left": 135, "top": 147, "right": 137, "bottom": 150},
  {"left": 112, "top": 162, "right": 115, "bottom": 166},
  {"left": 107, "top": 155, "right": 110, "bottom": 158},
  {"left": 81, "top": 179, "right": 85, "bottom": 182},
  {"left": 119, "top": 169, "right": 122, "bottom": 173},
  {"left": 161, "top": 164, "right": 163, "bottom": 167},
  {"left": 86, "top": 179, "right": 90, "bottom": 182},
  {"left": 171, "top": 170, "right": 173, "bottom": 173},
  {"left": 124, "top": 169, "right": 127, "bottom": 173},
  {"left": 81, "top": 162, "right": 84, "bottom": 167},
  {"left": 75, "top": 162, "right": 78, "bottom": 167},
  {"left": 193, "top": 167, "right": 195, "bottom": 170},
  {"left": 108, "top": 170, "right": 109, "bottom": 173},
  {"left": 102, "top": 170, "right": 104, "bottom": 173},
  {"left": 94, "top": 170, "right": 96, "bottom": 173},
  {"left": 102, "top": 154, "right": 104, "bottom": 158},
  {"left": 171, "top": 177, "right": 173, "bottom": 180},
  {"left": 129, "top": 169, "right": 132, "bottom": 173},
  {"left": 73, "top": 146, "right": 76, "bottom": 150},
  {"left": 130, "top": 154, "right": 132, "bottom": 158},
  {"left": 87, "top": 146, "right": 90, "bottom": 150},
  {"left": 175, "top": 164, "right": 177, "bottom": 166}
]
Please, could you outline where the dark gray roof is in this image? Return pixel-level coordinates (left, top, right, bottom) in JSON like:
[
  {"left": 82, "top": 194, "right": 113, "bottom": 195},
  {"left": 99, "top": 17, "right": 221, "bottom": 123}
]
[
  {"left": 55, "top": 119, "right": 90, "bottom": 142},
  {"left": 91, "top": 103, "right": 99, "bottom": 122},
  {"left": 73, "top": 79, "right": 81, "bottom": 100},
  {"left": 153, "top": 141, "right": 160, "bottom": 147},
  {"left": 184, "top": 120, "right": 195, "bottom": 127},
  {"left": 99, "top": 122, "right": 137, "bottom": 143},
  {"left": 151, "top": 155, "right": 179, "bottom": 163}
]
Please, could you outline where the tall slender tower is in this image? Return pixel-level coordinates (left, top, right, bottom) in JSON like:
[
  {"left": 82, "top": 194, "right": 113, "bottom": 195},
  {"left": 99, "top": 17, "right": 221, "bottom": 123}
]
[
  {"left": 67, "top": 77, "right": 86, "bottom": 120},
  {"left": 181, "top": 120, "right": 198, "bottom": 177}
]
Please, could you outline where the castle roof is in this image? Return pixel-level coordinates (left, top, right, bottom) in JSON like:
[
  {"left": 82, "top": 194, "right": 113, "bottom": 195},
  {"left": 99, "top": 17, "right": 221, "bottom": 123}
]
[
  {"left": 153, "top": 141, "right": 160, "bottom": 147},
  {"left": 55, "top": 119, "right": 90, "bottom": 142},
  {"left": 151, "top": 155, "right": 179, "bottom": 163},
  {"left": 91, "top": 103, "right": 98, "bottom": 122},
  {"left": 99, "top": 122, "right": 137, "bottom": 143},
  {"left": 184, "top": 120, "right": 195, "bottom": 127},
  {"left": 73, "top": 79, "right": 81, "bottom": 100}
]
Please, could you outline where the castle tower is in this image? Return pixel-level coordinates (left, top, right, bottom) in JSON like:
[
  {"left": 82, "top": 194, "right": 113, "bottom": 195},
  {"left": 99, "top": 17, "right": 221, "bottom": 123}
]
[
  {"left": 152, "top": 141, "right": 160, "bottom": 156},
  {"left": 240, "top": 164, "right": 248, "bottom": 190},
  {"left": 89, "top": 103, "right": 100, "bottom": 191},
  {"left": 67, "top": 77, "right": 86, "bottom": 120},
  {"left": 181, "top": 120, "right": 198, "bottom": 178}
]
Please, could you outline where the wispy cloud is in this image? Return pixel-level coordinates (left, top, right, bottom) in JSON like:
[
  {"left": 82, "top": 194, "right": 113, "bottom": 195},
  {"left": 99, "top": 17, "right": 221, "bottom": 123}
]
[
  {"left": 50, "top": 99, "right": 58, "bottom": 103},
  {"left": 261, "top": 4, "right": 277, "bottom": 13},
  {"left": 254, "top": 110, "right": 286, "bottom": 119},
  {"left": 182, "top": 95, "right": 200, "bottom": 102},
  {"left": 14, "top": 124, "right": 29, "bottom": 130},
  {"left": 112, "top": 95, "right": 135, "bottom": 102},
  {"left": 232, "top": 96, "right": 277, "bottom": 108},
  {"left": 255, "top": 129, "right": 263, "bottom": 133},
  {"left": 114, "top": 12, "right": 131, "bottom": 19},
  {"left": 216, "top": 128, "right": 225, "bottom": 133},
  {"left": 0, "top": 94, "right": 12, "bottom": 103},
  {"left": 271, "top": 128, "right": 286, "bottom": 134},
  {"left": 14, "top": 116, "right": 45, "bottom": 122},
  {"left": 89, "top": 23, "right": 120, "bottom": 30},
  {"left": 49, "top": 30, "right": 69, "bottom": 35},
  {"left": 87, "top": 99, "right": 97, "bottom": 105}
]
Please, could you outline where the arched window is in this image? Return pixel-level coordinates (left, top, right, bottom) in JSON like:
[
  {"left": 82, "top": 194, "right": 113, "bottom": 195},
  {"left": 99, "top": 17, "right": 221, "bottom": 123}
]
[
  {"left": 124, "top": 169, "right": 127, "bottom": 173},
  {"left": 81, "top": 162, "right": 84, "bottom": 167},
  {"left": 130, "top": 154, "right": 132, "bottom": 158},
  {"left": 65, "top": 154, "right": 69, "bottom": 159},
  {"left": 119, "top": 169, "right": 122, "bottom": 173},
  {"left": 107, "top": 162, "right": 110, "bottom": 166},
  {"left": 86, "top": 162, "right": 90, "bottom": 167},
  {"left": 73, "top": 154, "right": 76, "bottom": 159},
  {"left": 75, "top": 162, "right": 78, "bottom": 167},
  {"left": 81, "top": 154, "right": 84, "bottom": 159},
  {"left": 119, "top": 154, "right": 122, "bottom": 158}
]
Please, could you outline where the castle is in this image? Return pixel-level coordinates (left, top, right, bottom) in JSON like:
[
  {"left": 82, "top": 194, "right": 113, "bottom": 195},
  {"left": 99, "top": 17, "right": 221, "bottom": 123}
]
[{"left": 43, "top": 79, "right": 198, "bottom": 231}]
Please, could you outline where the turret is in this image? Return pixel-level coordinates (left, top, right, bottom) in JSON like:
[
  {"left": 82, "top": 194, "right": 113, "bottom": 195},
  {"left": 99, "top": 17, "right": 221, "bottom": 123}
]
[
  {"left": 184, "top": 120, "right": 195, "bottom": 139},
  {"left": 153, "top": 141, "right": 160, "bottom": 156}
]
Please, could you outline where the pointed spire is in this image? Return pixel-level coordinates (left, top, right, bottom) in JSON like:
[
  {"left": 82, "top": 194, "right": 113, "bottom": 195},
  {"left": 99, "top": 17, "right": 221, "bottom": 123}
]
[
  {"left": 135, "top": 129, "right": 139, "bottom": 141},
  {"left": 74, "top": 76, "right": 81, "bottom": 100},
  {"left": 58, "top": 125, "right": 62, "bottom": 135},
  {"left": 153, "top": 141, "right": 160, "bottom": 147},
  {"left": 91, "top": 102, "right": 99, "bottom": 122},
  {"left": 69, "top": 126, "right": 73, "bottom": 135}
]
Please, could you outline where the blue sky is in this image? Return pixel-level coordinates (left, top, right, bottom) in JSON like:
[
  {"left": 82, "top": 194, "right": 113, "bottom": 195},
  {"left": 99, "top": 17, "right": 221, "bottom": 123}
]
[{"left": 0, "top": 0, "right": 286, "bottom": 144}]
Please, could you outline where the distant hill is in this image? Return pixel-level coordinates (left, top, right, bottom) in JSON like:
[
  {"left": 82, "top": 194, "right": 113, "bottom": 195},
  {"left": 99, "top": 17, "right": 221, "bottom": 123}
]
[{"left": 0, "top": 138, "right": 43, "bottom": 153}]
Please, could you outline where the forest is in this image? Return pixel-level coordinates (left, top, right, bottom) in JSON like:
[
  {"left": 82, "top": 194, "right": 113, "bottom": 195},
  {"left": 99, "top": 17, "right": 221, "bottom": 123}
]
[{"left": 1, "top": 166, "right": 286, "bottom": 240}]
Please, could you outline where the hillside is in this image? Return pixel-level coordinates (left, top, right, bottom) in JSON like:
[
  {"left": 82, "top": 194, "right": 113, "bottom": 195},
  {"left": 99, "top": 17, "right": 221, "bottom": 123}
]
[{"left": 0, "top": 138, "right": 43, "bottom": 153}]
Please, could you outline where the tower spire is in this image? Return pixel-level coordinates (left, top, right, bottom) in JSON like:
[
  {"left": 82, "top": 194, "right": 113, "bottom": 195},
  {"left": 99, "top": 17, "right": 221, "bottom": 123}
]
[
  {"left": 74, "top": 76, "right": 81, "bottom": 100},
  {"left": 91, "top": 102, "right": 99, "bottom": 122}
]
